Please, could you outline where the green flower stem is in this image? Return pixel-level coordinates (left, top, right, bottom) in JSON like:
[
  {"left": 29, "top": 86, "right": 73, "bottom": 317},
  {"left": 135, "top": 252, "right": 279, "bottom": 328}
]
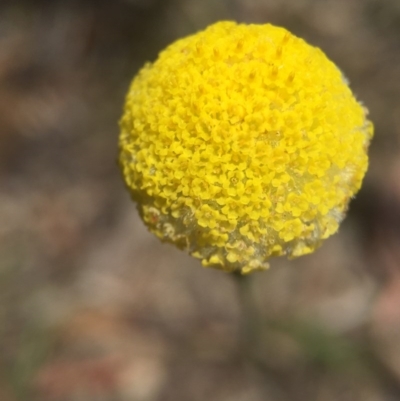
[
  {"left": 233, "top": 272, "right": 293, "bottom": 400},
  {"left": 233, "top": 271, "right": 260, "bottom": 359}
]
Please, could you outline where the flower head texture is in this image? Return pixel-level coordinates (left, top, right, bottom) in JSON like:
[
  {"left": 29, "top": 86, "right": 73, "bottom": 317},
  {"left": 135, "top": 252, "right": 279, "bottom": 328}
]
[{"left": 119, "top": 21, "right": 373, "bottom": 274}]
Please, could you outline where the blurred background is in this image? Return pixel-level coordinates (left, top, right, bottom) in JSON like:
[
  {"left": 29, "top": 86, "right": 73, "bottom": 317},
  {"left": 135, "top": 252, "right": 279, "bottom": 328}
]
[{"left": 1, "top": 0, "right": 400, "bottom": 400}]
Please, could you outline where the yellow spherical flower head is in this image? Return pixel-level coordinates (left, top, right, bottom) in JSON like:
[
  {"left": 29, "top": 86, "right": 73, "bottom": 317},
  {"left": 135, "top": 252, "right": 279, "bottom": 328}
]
[{"left": 119, "top": 21, "right": 373, "bottom": 274}]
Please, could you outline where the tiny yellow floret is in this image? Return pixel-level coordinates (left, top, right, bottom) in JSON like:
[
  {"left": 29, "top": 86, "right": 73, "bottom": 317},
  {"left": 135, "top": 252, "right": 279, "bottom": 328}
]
[{"left": 119, "top": 21, "right": 373, "bottom": 274}]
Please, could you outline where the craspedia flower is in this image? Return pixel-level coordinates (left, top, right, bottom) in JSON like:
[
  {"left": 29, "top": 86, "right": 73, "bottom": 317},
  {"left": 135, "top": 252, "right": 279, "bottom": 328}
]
[{"left": 119, "top": 21, "right": 373, "bottom": 274}]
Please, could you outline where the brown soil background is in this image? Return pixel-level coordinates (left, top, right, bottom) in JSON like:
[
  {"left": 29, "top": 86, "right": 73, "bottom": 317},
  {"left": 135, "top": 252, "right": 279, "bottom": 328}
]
[{"left": 1, "top": 1, "right": 400, "bottom": 400}]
